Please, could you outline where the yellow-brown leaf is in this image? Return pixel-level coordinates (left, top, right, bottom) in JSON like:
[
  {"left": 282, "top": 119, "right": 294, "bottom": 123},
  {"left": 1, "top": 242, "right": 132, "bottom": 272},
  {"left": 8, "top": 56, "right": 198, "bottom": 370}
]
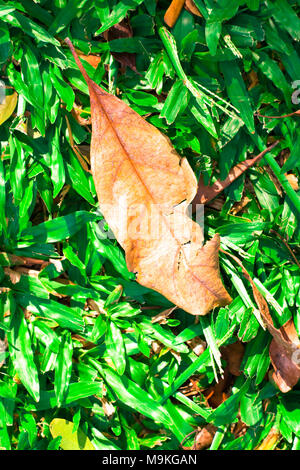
[{"left": 66, "top": 39, "right": 231, "bottom": 316}]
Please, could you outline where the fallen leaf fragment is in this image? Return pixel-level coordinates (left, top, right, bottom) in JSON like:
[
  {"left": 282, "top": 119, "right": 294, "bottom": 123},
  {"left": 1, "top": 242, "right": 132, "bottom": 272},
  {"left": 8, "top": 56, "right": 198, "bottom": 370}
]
[
  {"left": 256, "top": 110, "right": 300, "bottom": 119},
  {"left": 193, "top": 141, "right": 279, "bottom": 205},
  {"left": 66, "top": 38, "right": 231, "bottom": 316},
  {"left": 204, "top": 369, "right": 230, "bottom": 408},
  {"left": 185, "top": 0, "right": 202, "bottom": 16},
  {"left": 256, "top": 428, "right": 280, "bottom": 450},
  {"left": 187, "top": 336, "right": 206, "bottom": 356},
  {"left": 285, "top": 173, "right": 298, "bottom": 191},
  {"left": 221, "top": 341, "right": 244, "bottom": 376}
]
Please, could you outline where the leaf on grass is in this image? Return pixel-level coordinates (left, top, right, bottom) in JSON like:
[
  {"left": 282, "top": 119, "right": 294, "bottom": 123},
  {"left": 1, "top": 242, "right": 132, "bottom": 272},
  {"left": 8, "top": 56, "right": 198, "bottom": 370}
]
[
  {"left": 49, "top": 418, "right": 95, "bottom": 450},
  {"left": 66, "top": 38, "right": 231, "bottom": 316}
]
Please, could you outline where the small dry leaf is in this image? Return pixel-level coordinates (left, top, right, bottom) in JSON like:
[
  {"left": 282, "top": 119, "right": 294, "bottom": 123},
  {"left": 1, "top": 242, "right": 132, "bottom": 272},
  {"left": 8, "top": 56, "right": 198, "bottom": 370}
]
[
  {"left": 256, "top": 428, "right": 280, "bottom": 450},
  {"left": 4, "top": 267, "right": 21, "bottom": 284},
  {"left": 193, "top": 424, "right": 216, "bottom": 450},
  {"left": 151, "top": 306, "right": 177, "bottom": 324},
  {"left": 66, "top": 39, "right": 231, "bottom": 316},
  {"left": 221, "top": 341, "right": 244, "bottom": 376},
  {"left": 100, "top": 397, "right": 115, "bottom": 419},
  {"left": 187, "top": 336, "right": 206, "bottom": 356}
]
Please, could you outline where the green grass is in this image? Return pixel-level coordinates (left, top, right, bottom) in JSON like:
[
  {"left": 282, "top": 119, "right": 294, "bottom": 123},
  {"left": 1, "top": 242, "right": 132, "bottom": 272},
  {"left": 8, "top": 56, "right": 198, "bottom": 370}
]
[{"left": 0, "top": 0, "right": 299, "bottom": 451}]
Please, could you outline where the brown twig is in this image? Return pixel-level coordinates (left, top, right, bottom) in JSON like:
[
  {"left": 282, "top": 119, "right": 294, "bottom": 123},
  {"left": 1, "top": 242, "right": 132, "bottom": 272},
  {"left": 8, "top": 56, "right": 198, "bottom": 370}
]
[
  {"left": 164, "top": 0, "right": 186, "bottom": 28},
  {"left": 255, "top": 110, "right": 300, "bottom": 119},
  {"left": 270, "top": 229, "right": 300, "bottom": 269},
  {"left": 193, "top": 140, "right": 279, "bottom": 206}
]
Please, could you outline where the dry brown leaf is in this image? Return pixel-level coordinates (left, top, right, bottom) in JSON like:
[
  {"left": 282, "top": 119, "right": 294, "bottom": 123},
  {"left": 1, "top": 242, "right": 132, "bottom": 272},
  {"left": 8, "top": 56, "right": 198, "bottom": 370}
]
[
  {"left": 66, "top": 39, "right": 231, "bottom": 316},
  {"left": 285, "top": 173, "right": 299, "bottom": 191},
  {"left": 193, "top": 424, "right": 216, "bottom": 450},
  {"left": 193, "top": 141, "right": 279, "bottom": 205},
  {"left": 187, "top": 336, "right": 206, "bottom": 356},
  {"left": 103, "top": 19, "right": 137, "bottom": 73},
  {"left": 220, "top": 341, "right": 244, "bottom": 376},
  {"left": 3, "top": 267, "right": 21, "bottom": 285},
  {"left": 204, "top": 369, "right": 230, "bottom": 408},
  {"left": 151, "top": 306, "right": 177, "bottom": 324},
  {"left": 256, "top": 109, "right": 300, "bottom": 119},
  {"left": 222, "top": 249, "right": 300, "bottom": 392}
]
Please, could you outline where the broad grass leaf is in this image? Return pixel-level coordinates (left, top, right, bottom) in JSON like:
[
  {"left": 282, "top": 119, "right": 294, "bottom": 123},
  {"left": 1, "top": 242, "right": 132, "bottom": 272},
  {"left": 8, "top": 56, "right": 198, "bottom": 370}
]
[
  {"left": 18, "top": 211, "right": 99, "bottom": 246},
  {"left": 207, "top": 378, "right": 250, "bottom": 427},
  {"left": 98, "top": 364, "right": 172, "bottom": 427},
  {"left": 54, "top": 332, "right": 73, "bottom": 407},
  {"left": 221, "top": 60, "right": 255, "bottom": 134},
  {"left": 96, "top": 0, "right": 145, "bottom": 34},
  {"left": 0, "top": 399, "right": 11, "bottom": 449},
  {"left": 67, "top": 40, "right": 231, "bottom": 316},
  {"left": 279, "top": 392, "right": 300, "bottom": 437},
  {"left": 7, "top": 308, "right": 40, "bottom": 402},
  {"left": 16, "top": 293, "right": 84, "bottom": 333},
  {"left": 26, "top": 381, "right": 102, "bottom": 411},
  {"left": 160, "top": 79, "right": 189, "bottom": 124}
]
